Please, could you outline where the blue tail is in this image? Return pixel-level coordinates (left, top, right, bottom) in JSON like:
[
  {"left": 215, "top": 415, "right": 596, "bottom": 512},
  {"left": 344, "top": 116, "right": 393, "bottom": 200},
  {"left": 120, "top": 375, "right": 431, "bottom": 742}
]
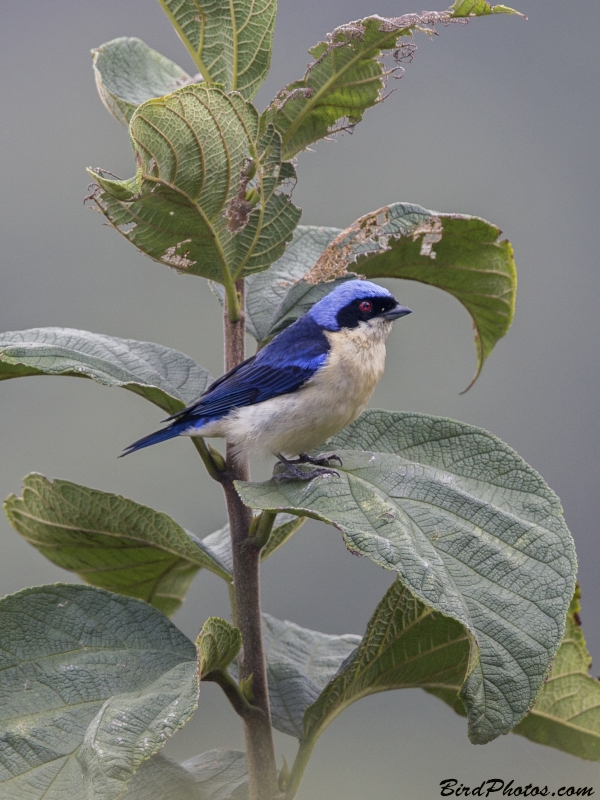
[{"left": 120, "top": 421, "right": 189, "bottom": 457}]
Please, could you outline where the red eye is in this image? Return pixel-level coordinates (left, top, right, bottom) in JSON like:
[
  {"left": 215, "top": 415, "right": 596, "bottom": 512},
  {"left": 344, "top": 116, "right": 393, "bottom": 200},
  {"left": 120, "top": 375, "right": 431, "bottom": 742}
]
[{"left": 359, "top": 300, "right": 372, "bottom": 313}]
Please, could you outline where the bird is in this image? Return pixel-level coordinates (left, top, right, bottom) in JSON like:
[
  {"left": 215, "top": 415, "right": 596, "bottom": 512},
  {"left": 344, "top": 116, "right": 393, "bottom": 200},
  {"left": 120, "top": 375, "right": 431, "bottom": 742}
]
[{"left": 121, "top": 280, "right": 412, "bottom": 479}]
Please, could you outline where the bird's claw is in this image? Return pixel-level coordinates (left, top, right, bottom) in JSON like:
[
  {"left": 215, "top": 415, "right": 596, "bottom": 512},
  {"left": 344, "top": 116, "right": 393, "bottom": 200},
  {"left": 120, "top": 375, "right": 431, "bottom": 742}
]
[
  {"left": 271, "top": 465, "right": 340, "bottom": 483},
  {"left": 292, "top": 452, "right": 343, "bottom": 468}
]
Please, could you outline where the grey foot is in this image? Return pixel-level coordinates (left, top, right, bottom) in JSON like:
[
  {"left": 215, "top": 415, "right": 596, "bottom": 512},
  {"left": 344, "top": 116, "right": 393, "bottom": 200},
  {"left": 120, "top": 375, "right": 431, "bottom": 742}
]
[
  {"left": 288, "top": 452, "right": 343, "bottom": 468},
  {"left": 273, "top": 453, "right": 340, "bottom": 482}
]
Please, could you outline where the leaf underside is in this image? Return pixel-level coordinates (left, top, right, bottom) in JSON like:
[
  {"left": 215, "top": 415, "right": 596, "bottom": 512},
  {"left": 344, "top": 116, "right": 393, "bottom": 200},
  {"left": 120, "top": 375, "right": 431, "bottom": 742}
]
[
  {"left": 236, "top": 409, "right": 577, "bottom": 744},
  {"left": 93, "top": 37, "right": 194, "bottom": 126},
  {"left": 0, "top": 584, "right": 198, "bottom": 800},
  {"left": 89, "top": 85, "right": 300, "bottom": 286},
  {"left": 0, "top": 327, "right": 211, "bottom": 415},
  {"left": 197, "top": 617, "right": 242, "bottom": 677},
  {"left": 158, "top": 0, "right": 276, "bottom": 99},
  {"left": 4, "top": 474, "right": 230, "bottom": 616}
]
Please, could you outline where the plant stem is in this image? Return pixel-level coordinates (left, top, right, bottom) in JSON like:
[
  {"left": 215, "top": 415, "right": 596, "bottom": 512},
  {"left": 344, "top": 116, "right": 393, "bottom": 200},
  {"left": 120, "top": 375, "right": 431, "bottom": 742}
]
[
  {"left": 221, "top": 279, "right": 279, "bottom": 800},
  {"left": 202, "top": 669, "right": 264, "bottom": 720},
  {"left": 284, "top": 741, "right": 315, "bottom": 800}
]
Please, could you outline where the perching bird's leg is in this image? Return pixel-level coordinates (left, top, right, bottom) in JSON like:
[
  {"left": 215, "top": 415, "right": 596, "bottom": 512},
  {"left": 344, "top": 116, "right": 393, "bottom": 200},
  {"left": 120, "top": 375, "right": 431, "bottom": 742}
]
[
  {"left": 273, "top": 453, "right": 340, "bottom": 482},
  {"left": 293, "top": 452, "right": 343, "bottom": 467}
]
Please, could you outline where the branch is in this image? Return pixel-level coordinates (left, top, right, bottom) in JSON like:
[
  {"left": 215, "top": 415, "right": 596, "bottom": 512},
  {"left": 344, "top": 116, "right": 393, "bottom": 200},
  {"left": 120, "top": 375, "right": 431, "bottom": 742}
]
[{"left": 202, "top": 669, "right": 264, "bottom": 720}]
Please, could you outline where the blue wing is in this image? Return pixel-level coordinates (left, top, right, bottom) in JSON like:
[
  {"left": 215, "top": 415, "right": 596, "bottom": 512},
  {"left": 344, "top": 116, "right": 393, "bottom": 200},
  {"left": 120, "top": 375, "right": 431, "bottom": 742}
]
[
  {"left": 121, "top": 316, "right": 330, "bottom": 456},
  {"left": 172, "top": 315, "right": 330, "bottom": 424}
]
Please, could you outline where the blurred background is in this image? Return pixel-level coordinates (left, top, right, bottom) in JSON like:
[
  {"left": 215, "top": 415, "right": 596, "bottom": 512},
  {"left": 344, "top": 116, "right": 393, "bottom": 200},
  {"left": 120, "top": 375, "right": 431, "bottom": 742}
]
[{"left": 1, "top": 1, "right": 599, "bottom": 796}]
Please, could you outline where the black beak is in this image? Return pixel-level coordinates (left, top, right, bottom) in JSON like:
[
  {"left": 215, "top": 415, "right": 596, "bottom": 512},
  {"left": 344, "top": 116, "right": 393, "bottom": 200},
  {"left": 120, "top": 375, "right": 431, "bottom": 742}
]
[{"left": 382, "top": 304, "right": 412, "bottom": 321}]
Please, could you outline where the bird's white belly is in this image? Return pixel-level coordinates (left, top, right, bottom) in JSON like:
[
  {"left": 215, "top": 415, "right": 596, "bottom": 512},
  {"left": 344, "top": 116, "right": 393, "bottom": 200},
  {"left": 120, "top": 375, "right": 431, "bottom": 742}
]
[{"left": 201, "top": 320, "right": 391, "bottom": 460}]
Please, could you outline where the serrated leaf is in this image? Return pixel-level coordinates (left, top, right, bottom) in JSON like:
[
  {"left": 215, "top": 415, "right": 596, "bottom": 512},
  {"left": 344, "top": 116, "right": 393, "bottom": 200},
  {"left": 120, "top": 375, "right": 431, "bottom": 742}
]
[
  {"left": 93, "top": 38, "right": 194, "bottom": 126},
  {"left": 157, "top": 0, "right": 276, "bottom": 99},
  {"left": 304, "top": 202, "right": 516, "bottom": 389},
  {"left": 4, "top": 475, "right": 231, "bottom": 616},
  {"left": 197, "top": 618, "right": 242, "bottom": 677},
  {"left": 301, "top": 579, "right": 469, "bottom": 748},
  {"left": 264, "top": 6, "right": 520, "bottom": 160},
  {"left": 0, "top": 327, "right": 211, "bottom": 415},
  {"left": 451, "top": 0, "right": 523, "bottom": 17},
  {"left": 236, "top": 409, "right": 577, "bottom": 744},
  {"left": 231, "top": 615, "right": 360, "bottom": 738},
  {"left": 89, "top": 85, "right": 300, "bottom": 287},
  {"left": 182, "top": 750, "right": 248, "bottom": 800},
  {"left": 201, "top": 513, "right": 306, "bottom": 574},
  {"left": 210, "top": 225, "right": 341, "bottom": 342},
  {"left": 0, "top": 584, "right": 198, "bottom": 800}
]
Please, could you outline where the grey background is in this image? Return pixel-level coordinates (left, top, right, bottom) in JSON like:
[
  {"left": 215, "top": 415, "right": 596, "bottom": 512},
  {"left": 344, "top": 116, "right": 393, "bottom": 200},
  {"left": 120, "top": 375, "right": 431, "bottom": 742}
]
[{"left": 1, "top": 1, "right": 599, "bottom": 797}]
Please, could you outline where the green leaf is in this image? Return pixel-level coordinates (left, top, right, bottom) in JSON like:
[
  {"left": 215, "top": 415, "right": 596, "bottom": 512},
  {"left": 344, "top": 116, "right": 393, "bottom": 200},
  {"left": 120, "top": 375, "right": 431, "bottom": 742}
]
[
  {"left": 0, "top": 584, "right": 198, "bottom": 800},
  {"left": 157, "top": 0, "right": 276, "bottom": 99},
  {"left": 197, "top": 618, "right": 242, "bottom": 677},
  {"left": 428, "top": 588, "right": 600, "bottom": 761},
  {"left": 4, "top": 474, "right": 231, "bottom": 616},
  {"left": 303, "top": 580, "right": 469, "bottom": 743},
  {"left": 89, "top": 86, "right": 300, "bottom": 290},
  {"left": 211, "top": 225, "right": 341, "bottom": 342},
  {"left": 0, "top": 327, "right": 211, "bottom": 415},
  {"left": 512, "top": 588, "right": 600, "bottom": 760},
  {"left": 236, "top": 409, "right": 577, "bottom": 744},
  {"left": 304, "top": 202, "right": 516, "bottom": 389},
  {"left": 182, "top": 750, "right": 248, "bottom": 799},
  {"left": 264, "top": 6, "right": 520, "bottom": 160},
  {"left": 451, "top": 0, "right": 524, "bottom": 17},
  {"left": 201, "top": 513, "right": 306, "bottom": 573},
  {"left": 93, "top": 38, "right": 194, "bottom": 126},
  {"left": 259, "top": 614, "right": 361, "bottom": 738}
]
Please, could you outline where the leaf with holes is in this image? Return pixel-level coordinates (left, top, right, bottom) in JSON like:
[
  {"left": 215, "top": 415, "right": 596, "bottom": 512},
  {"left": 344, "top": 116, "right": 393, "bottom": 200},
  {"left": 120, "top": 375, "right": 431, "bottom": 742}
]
[
  {"left": 263, "top": 5, "right": 521, "bottom": 160},
  {"left": 236, "top": 409, "right": 577, "bottom": 744},
  {"left": 303, "top": 202, "right": 515, "bottom": 389},
  {"left": 93, "top": 38, "right": 194, "bottom": 126},
  {"left": 0, "top": 584, "right": 198, "bottom": 800},
  {"left": 88, "top": 85, "right": 300, "bottom": 291},
  {"left": 4, "top": 474, "right": 230, "bottom": 616},
  {"left": 0, "top": 327, "right": 211, "bottom": 416},
  {"left": 157, "top": 0, "right": 276, "bottom": 99}
]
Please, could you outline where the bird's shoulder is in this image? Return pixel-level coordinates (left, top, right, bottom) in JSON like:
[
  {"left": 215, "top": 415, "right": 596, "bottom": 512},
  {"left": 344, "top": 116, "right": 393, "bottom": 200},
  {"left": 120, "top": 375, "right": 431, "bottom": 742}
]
[{"left": 168, "top": 315, "right": 331, "bottom": 422}]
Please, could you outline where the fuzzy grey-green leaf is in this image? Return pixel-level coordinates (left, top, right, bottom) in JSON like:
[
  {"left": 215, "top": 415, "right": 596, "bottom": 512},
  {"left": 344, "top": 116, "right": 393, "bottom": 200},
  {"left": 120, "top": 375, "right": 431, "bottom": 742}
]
[
  {"left": 259, "top": 614, "right": 361, "bottom": 738},
  {"left": 0, "top": 327, "right": 211, "bottom": 415},
  {"left": 158, "top": 0, "right": 276, "bottom": 99},
  {"left": 0, "top": 584, "right": 198, "bottom": 800},
  {"left": 236, "top": 409, "right": 577, "bottom": 744},
  {"left": 4, "top": 475, "right": 230, "bottom": 616},
  {"left": 93, "top": 38, "right": 194, "bottom": 125},
  {"left": 121, "top": 754, "right": 201, "bottom": 800},
  {"left": 182, "top": 749, "right": 248, "bottom": 799}
]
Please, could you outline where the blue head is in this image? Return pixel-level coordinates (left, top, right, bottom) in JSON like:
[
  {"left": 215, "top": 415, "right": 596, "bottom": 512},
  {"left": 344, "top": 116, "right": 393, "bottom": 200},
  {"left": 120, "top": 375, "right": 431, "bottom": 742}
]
[{"left": 308, "top": 280, "right": 412, "bottom": 331}]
